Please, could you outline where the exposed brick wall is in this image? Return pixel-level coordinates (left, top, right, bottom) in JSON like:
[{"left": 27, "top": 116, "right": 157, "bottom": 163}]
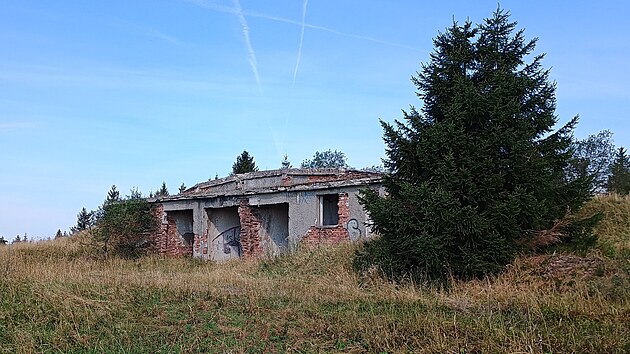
[
  {"left": 302, "top": 193, "right": 350, "bottom": 246},
  {"left": 281, "top": 175, "right": 292, "bottom": 186},
  {"left": 238, "top": 200, "right": 263, "bottom": 257},
  {"left": 150, "top": 204, "right": 193, "bottom": 257},
  {"left": 193, "top": 230, "right": 209, "bottom": 257}
]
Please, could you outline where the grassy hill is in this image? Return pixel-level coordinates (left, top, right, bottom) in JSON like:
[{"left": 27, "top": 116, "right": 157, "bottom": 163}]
[{"left": 1, "top": 195, "right": 629, "bottom": 353}]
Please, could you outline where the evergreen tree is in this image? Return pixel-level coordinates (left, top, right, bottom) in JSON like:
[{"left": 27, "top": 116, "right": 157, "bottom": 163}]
[
  {"left": 281, "top": 154, "right": 292, "bottom": 169},
  {"left": 106, "top": 185, "right": 120, "bottom": 204},
  {"left": 301, "top": 149, "right": 349, "bottom": 168},
  {"left": 179, "top": 183, "right": 187, "bottom": 194},
  {"left": 73, "top": 207, "right": 94, "bottom": 232},
  {"left": 231, "top": 150, "right": 258, "bottom": 175},
  {"left": 155, "top": 182, "right": 169, "bottom": 197},
  {"left": 95, "top": 185, "right": 121, "bottom": 222},
  {"left": 607, "top": 147, "right": 630, "bottom": 194},
  {"left": 357, "top": 8, "right": 592, "bottom": 283},
  {"left": 0, "top": 236, "right": 7, "bottom": 245},
  {"left": 128, "top": 187, "right": 142, "bottom": 200},
  {"left": 55, "top": 229, "right": 63, "bottom": 239},
  {"left": 12, "top": 235, "right": 21, "bottom": 244}
]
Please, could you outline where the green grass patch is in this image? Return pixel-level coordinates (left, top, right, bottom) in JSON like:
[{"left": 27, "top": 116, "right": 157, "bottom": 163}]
[{"left": 1, "top": 195, "right": 629, "bottom": 352}]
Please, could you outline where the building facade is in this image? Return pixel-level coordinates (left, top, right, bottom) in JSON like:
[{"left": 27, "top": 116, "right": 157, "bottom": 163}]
[{"left": 149, "top": 169, "right": 382, "bottom": 260}]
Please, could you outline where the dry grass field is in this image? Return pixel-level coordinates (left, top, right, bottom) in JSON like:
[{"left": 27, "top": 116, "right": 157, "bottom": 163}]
[{"left": 1, "top": 195, "right": 629, "bottom": 353}]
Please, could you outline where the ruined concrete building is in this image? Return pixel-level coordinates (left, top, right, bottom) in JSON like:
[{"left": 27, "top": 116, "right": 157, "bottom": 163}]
[{"left": 150, "top": 169, "right": 383, "bottom": 260}]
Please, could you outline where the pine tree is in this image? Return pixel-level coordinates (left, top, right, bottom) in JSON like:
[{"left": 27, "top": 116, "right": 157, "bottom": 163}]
[
  {"left": 128, "top": 187, "right": 142, "bottom": 200},
  {"left": 231, "top": 150, "right": 258, "bottom": 175},
  {"left": 0, "top": 236, "right": 7, "bottom": 245},
  {"left": 55, "top": 229, "right": 63, "bottom": 239},
  {"left": 607, "top": 147, "right": 630, "bottom": 194},
  {"left": 281, "top": 154, "right": 292, "bottom": 169},
  {"left": 179, "top": 183, "right": 187, "bottom": 194},
  {"left": 155, "top": 182, "right": 169, "bottom": 197},
  {"left": 73, "top": 207, "right": 94, "bottom": 232},
  {"left": 357, "top": 8, "right": 592, "bottom": 282},
  {"left": 106, "top": 185, "right": 120, "bottom": 204},
  {"left": 13, "top": 235, "right": 21, "bottom": 244}
]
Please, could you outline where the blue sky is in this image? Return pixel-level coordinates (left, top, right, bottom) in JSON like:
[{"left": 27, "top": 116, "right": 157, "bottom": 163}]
[{"left": 1, "top": 0, "right": 629, "bottom": 239}]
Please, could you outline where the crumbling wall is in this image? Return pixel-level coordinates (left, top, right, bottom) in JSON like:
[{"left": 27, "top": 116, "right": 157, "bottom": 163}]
[
  {"left": 306, "top": 171, "right": 374, "bottom": 183},
  {"left": 238, "top": 200, "right": 263, "bottom": 257},
  {"left": 194, "top": 231, "right": 209, "bottom": 258},
  {"left": 150, "top": 204, "right": 193, "bottom": 257},
  {"left": 302, "top": 193, "right": 351, "bottom": 246}
]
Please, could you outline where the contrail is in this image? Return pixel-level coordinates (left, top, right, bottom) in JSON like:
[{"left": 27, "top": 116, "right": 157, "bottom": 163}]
[
  {"left": 184, "top": 0, "right": 418, "bottom": 51},
  {"left": 232, "top": 0, "right": 262, "bottom": 94},
  {"left": 245, "top": 9, "right": 417, "bottom": 51},
  {"left": 292, "top": 0, "right": 308, "bottom": 86}
]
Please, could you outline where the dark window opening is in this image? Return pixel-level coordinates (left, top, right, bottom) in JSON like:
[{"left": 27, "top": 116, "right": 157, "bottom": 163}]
[{"left": 320, "top": 194, "right": 339, "bottom": 226}]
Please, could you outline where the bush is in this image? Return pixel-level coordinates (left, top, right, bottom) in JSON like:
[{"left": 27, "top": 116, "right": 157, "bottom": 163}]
[{"left": 92, "top": 198, "right": 158, "bottom": 258}]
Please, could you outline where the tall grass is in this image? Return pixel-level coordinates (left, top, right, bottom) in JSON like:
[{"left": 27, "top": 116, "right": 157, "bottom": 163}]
[{"left": 1, "top": 195, "right": 629, "bottom": 353}]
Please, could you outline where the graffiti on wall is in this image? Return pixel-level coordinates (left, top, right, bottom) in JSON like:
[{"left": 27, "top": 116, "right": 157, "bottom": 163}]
[
  {"left": 346, "top": 218, "right": 362, "bottom": 241},
  {"left": 213, "top": 226, "right": 242, "bottom": 256}
]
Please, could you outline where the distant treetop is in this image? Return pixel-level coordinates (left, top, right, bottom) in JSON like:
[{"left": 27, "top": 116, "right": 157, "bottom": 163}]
[
  {"left": 301, "top": 149, "right": 349, "bottom": 169},
  {"left": 232, "top": 150, "right": 258, "bottom": 175}
]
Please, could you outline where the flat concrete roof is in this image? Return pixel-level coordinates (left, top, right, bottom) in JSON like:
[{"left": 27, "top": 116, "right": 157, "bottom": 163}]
[{"left": 152, "top": 168, "right": 383, "bottom": 202}]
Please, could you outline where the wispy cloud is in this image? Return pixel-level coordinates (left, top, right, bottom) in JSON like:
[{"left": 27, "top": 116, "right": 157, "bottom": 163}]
[
  {"left": 292, "top": 0, "right": 308, "bottom": 86},
  {"left": 144, "top": 28, "right": 182, "bottom": 46},
  {"left": 183, "top": 0, "right": 417, "bottom": 51},
  {"left": 183, "top": 0, "right": 236, "bottom": 14},
  {"left": 231, "top": 0, "right": 262, "bottom": 94}
]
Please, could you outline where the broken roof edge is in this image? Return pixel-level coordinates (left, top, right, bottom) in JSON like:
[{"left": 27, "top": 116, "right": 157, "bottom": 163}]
[
  {"left": 152, "top": 168, "right": 383, "bottom": 203},
  {"left": 153, "top": 177, "right": 382, "bottom": 203}
]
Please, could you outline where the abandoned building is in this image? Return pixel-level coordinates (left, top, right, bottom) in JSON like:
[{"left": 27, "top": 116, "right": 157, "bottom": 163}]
[{"left": 149, "top": 169, "right": 383, "bottom": 260}]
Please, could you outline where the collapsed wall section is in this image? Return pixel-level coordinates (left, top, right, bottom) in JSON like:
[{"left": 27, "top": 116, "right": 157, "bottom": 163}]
[
  {"left": 238, "top": 200, "right": 263, "bottom": 258},
  {"left": 151, "top": 205, "right": 194, "bottom": 257}
]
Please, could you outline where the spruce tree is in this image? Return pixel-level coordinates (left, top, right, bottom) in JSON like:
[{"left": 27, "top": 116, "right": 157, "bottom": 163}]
[
  {"left": 155, "top": 182, "right": 169, "bottom": 197},
  {"left": 607, "top": 147, "right": 630, "bottom": 194},
  {"left": 106, "top": 185, "right": 120, "bottom": 204},
  {"left": 281, "top": 154, "right": 292, "bottom": 169},
  {"left": 357, "top": 8, "right": 592, "bottom": 282},
  {"left": 231, "top": 150, "right": 258, "bottom": 175},
  {"left": 73, "top": 207, "right": 94, "bottom": 232}
]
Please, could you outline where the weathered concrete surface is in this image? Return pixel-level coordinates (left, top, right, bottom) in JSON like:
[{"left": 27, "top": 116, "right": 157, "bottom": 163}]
[{"left": 149, "top": 169, "right": 382, "bottom": 259}]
